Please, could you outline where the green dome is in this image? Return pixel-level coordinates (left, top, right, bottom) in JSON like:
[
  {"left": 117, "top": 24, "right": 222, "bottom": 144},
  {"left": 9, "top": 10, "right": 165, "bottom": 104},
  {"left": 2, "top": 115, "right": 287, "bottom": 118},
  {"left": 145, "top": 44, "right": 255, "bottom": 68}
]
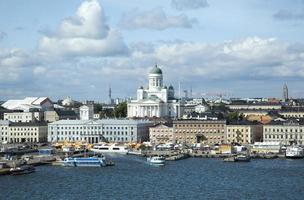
[{"left": 149, "top": 65, "right": 162, "bottom": 74}]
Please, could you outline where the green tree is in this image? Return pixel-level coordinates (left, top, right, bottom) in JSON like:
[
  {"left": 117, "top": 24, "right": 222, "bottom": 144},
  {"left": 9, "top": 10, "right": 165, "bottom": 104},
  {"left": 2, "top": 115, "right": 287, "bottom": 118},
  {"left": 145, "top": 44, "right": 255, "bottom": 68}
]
[
  {"left": 94, "top": 103, "right": 103, "bottom": 113},
  {"left": 114, "top": 102, "right": 127, "bottom": 118}
]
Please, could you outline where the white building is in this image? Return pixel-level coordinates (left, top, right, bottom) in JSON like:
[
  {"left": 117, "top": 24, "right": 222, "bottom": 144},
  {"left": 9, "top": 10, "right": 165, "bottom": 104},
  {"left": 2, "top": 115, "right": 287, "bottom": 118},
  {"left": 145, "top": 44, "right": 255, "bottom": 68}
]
[
  {"left": 0, "top": 120, "right": 48, "bottom": 143},
  {"left": 48, "top": 119, "right": 153, "bottom": 143},
  {"left": 2, "top": 97, "right": 53, "bottom": 112},
  {"left": 128, "top": 65, "right": 182, "bottom": 118},
  {"left": 264, "top": 120, "right": 304, "bottom": 145},
  {"left": 4, "top": 112, "right": 43, "bottom": 122},
  {"left": 79, "top": 104, "right": 94, "bottom": 120}
]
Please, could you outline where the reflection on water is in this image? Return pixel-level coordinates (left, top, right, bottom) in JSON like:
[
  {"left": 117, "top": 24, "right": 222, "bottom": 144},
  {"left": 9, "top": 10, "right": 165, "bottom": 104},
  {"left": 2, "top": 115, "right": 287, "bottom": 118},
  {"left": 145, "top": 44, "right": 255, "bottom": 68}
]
[{"left": 1, "top": 157, "right": 304, "bottom": 200}]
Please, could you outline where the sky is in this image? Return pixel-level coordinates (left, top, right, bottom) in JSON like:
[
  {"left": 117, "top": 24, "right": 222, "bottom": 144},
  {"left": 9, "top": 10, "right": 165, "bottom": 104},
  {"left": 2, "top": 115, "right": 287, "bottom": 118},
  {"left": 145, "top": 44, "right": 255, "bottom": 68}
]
[{"left": 0, "top": 0, "right": 304, "bottom": 102}]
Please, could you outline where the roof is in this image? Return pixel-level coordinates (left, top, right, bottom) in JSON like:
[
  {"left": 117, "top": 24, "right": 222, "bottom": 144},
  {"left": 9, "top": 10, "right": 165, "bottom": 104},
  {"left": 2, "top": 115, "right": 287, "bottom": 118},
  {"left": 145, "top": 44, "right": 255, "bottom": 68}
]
[
  {"left": 10, "top": 122, "right": 48, "bottom": 127},
  {"left": 49, "top": 119, "right": 153, "bottom": 126},
  {"left": 2, "top": 97, "right": 52, "bottom": 111},
  {"left": 227, "top": 120, "right": 261, "bottom": 126},
  {"left": 149, "top": 65, "right": 162, "bottom": 75}
]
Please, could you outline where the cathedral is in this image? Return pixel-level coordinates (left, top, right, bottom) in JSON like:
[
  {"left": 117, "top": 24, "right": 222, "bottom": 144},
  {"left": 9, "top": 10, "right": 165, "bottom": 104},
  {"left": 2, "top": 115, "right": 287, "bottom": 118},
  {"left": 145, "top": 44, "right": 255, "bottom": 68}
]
[{"left": 127, "top": 65, "right": 182, "bottom": 118}]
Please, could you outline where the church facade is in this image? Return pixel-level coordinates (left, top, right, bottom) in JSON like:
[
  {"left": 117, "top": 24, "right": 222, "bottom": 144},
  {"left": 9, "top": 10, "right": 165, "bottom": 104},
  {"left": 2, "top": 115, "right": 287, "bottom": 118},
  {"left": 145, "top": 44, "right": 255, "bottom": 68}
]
[{"left": 127, "top": 65, "right": 182, "bottom": 118}]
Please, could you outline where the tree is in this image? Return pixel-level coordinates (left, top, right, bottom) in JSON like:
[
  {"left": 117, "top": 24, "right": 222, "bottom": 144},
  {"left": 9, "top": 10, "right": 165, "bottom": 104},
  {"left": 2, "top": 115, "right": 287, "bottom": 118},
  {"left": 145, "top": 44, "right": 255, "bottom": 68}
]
[
  {"left": 114, "top": 102, "right": 127, "bottom": 118},
  {"left": 94, "top": 103, "right": 103, "bottom": 113}
]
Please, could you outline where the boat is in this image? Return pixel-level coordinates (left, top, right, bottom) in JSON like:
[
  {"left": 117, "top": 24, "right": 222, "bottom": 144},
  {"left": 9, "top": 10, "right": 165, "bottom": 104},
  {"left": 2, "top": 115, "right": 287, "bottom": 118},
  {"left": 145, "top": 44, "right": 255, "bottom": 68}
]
[
  {"left": 10, "top": 165, "right": 35, "bottom": 175},
  {"left": 147, "top": 156, "right": 165, "bottom": 165},
  {"left": 235, "top": 154, "right": 251, "bottom": 162},
  {"left": 285, "top": 145, "right": 304, "bottom": 159},
  {"left": 223, "top": 156, "right": 236, "bottom": 162},
  {"left": 63, "top": 156, "right": 107, "bottom": 167},
  {"left": 91, "top": 143, "right": 129, "bottom": 154}
]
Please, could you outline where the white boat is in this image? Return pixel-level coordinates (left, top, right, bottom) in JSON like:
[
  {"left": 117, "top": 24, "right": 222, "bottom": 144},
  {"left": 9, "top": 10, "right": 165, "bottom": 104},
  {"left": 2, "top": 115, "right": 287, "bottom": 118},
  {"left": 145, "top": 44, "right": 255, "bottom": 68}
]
[
  {"left": 285, "top": 145, "right": 304, "bottom": 159},
  {"left": 235, "top": 154, "right": 251, "bottom": 162},
  {"left": 63, "top": 156, "right": 107, "bottom": 167},
  {"left": 91, "top": 143, "right": 128, "bottom": 154},
  {"left": 147, "top": 156, "right": 165, "bottom": 165}
]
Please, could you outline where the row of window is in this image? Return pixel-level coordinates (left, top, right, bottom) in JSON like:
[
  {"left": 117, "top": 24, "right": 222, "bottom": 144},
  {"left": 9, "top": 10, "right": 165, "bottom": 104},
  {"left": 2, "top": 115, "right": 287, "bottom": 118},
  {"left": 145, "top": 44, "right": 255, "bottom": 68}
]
[
  {"left": 265, "top": 134, "right": 304, "bottom": 139},
  {"left": 175, "top": 124, "right": 225, "bottom": 128},
  {"left": 265, "top": 128, "right": 303, "bottom": 133},
  {"left": 51, "top": 126, "right": 134, "bottom": 130}
]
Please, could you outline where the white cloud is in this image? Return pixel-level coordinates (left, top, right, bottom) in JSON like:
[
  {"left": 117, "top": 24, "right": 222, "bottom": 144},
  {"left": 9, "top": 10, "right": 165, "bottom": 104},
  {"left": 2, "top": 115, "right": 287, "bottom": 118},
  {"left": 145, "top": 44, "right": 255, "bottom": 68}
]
[
  {"left": 171, "top": 0, "right": 209, "bottom": 11},
  {"left": 38, "top": 0, "right": 128, "bottom": 58},
  {"left": 119, "top": 8, "right": 197, "bottom": 30},
  {"left": 58, "top": 0, "right": 109, "bottom": 39}
]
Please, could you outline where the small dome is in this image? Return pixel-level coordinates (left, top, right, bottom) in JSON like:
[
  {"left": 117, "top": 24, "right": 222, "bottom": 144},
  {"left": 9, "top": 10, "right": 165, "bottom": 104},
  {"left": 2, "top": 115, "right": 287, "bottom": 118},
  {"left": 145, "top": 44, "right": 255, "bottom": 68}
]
[
  {"left": 169, "top": 85, "right": 174, "bottom": 90},
  {"left": 139, "top": 86, "right": 143, "bottom": 89},
  {"left": 163, "top": 86, "right": 167, "bottom": 89},
  {"left": 149, "top": 64, "right": 162, "bottom": 74}
]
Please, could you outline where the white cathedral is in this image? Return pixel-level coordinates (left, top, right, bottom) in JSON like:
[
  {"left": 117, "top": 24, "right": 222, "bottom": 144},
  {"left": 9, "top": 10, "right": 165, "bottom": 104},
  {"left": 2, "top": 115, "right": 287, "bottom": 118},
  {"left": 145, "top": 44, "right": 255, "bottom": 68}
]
[{"left": 127, "top": 65, "right": 182, "bottom": 118}]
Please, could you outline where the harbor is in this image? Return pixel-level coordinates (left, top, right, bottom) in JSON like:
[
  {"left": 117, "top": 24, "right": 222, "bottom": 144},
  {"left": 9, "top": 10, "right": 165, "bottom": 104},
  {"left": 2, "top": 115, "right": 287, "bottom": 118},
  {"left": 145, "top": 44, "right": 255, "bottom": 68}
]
[{"left": 1, "top": 141, "right": 303, "bottom": 176}]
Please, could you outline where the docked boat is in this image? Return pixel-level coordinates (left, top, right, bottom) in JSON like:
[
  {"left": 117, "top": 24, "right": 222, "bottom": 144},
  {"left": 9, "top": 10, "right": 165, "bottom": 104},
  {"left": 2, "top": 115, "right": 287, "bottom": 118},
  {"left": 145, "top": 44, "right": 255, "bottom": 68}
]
[
  {"left": 235, "top": 154, "right": 251, "bottom": 162},
  {"left": 10, "top": 165, "right": 35, "bottom": 175},
  {"left": 223, "top": 156, "right": 236, "bottom": 162},
  {"left": 285, "top": 145, "right": 304, "bottom": 159},
  {"left": 91, "top": 143, "right": 128, "bottom": 154},
  {"left": 147, "top": 156, "right": 165, "bottom": 165},
  {"left": 63, "top": 156, "right": 107, "bottom": 167}
]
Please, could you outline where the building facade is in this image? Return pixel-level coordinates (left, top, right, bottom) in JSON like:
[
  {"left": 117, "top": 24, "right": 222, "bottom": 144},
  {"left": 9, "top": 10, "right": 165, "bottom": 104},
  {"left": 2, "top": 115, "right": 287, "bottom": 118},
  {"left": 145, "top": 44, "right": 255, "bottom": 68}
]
[
  {"left": 149, "top": 124, "right": 174, "bottom": 144},
  {"left": 48, "top": 119, "right": 153, "bottom": 143},
  {"left": 173, "top": 120, "right": 226, "bottom": 145},
  {"left": 0, "top": 120, "right": 48, "bottom": 143},
  {"left": 263, "top": 120, "right": 304, "bottom": 145},
  {"left": 127, "top": 65, "right": 182, "bottom": 118},
  {"left": 4, "top": 112, "right": 43, "bottom": 123},
  {"left": 226, "top": 122, "right": 263, "bottom": 144}
]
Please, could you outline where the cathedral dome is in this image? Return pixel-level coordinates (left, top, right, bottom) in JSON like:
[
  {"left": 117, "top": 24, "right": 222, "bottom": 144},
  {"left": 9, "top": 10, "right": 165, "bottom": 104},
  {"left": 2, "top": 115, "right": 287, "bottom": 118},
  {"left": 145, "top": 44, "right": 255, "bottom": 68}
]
[{"left": 149, "top": 65, "right": 162, "bottom": 74}]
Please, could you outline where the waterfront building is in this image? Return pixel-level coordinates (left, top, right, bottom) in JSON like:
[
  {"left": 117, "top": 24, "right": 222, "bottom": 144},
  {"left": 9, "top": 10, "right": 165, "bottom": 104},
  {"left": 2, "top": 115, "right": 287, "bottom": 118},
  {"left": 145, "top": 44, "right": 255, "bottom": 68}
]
[
  {"left": 127, "top": 65, "right": 182, "bottom": 118},
  {"left": 263, "top": 119, "right": 304, "bottom": 145},
  {"left": 2, "top": 97, "right": 53, "bottom": 112},
  {"left": 3, "top": 111, "right": 43, "bottom": 122},
  {"left": 173, "top": 120, "right": 226, "bottom": 145},
  {"left": 48, "top": 119, "right": 153, "bottom": 143},
  {"left": 0, "top": 120, "right": 48, "bottom": 143},
  {"left": 226, "top": 121, "right": 263, "bottom": 144},
  {"left": 149, "top": 124, "right": 174, "bottom": 144}
]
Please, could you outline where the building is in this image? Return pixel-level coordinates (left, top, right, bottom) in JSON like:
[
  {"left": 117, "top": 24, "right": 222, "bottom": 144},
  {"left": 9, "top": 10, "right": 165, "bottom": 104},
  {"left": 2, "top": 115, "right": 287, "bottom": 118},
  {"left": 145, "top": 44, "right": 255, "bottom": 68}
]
[
  {"left": 79, "top": 104, "right": 94, "bottom": 120},
  {"left": 226, "top": 121, "right": 263, "bottom": 144},
  {"left": 263, "top": 119, "right": 304, "bottom": 145},
  {"left": 44, "top": 110, "right": 78, "bottom": 122},
  {"left": 3, "top": 111, "right": 43, "bottom": 122},
  {"left": 2, "top": 97, "right": 53, "bottom": 112},
  {"left": 227, "top": 102, "right": 282, "bottom": 110},
  {"left": 149, "top": 124, "right": 174, "bottom": 144},
  {"left": 48, "top": 119, "right": 153, "bottom": 143},
  {"left": 0, "top": 121, "right": 48, "bottom": 143},
  {"left": 173, "top": 120, "right": 226, "bottom": 145},
  {"left": 127, "top": 65, "right": 182, "bottom": 118}
]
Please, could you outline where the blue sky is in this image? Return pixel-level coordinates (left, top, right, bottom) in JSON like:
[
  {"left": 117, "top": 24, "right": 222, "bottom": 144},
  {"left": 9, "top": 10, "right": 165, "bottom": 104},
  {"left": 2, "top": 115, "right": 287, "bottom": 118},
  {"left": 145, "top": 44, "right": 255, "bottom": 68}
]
[{"left": 0, "top": 0, "right": 304, "bottom": 102}]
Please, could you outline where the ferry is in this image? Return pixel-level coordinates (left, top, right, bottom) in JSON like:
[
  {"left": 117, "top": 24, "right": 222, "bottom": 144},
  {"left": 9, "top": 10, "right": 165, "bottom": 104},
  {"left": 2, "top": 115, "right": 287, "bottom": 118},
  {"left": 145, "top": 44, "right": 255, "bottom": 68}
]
[
  {"left": 91, "top": 143, "right": 129, "bottom": 154},
  {"left": 147, "top": 156, "right": 165, "bottom": 165},
  {"left": 63, "top": 156, "right": 107, "bottom": 167},
  {"left": 285, "top": 145, "right": 304, "bottom": 159}
]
